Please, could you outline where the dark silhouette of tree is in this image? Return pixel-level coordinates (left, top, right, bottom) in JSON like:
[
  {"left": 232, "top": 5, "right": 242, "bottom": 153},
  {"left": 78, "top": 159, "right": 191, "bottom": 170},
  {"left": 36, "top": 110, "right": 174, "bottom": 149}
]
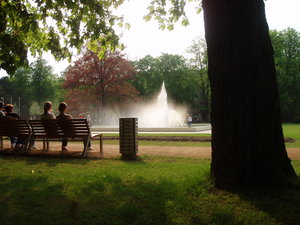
[{"left": 202, "top": 0, "right": 296, "bottom": 189}]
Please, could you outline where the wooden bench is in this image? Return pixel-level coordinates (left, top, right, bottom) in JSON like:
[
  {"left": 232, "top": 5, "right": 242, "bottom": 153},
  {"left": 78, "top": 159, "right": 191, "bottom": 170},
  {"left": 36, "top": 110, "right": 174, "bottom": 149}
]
[
  {"left": 29, "top": 119, "right": 103, "bottom": 157},
  {"left": 0, "top": 119, "right": 32, "bottom": 151}
]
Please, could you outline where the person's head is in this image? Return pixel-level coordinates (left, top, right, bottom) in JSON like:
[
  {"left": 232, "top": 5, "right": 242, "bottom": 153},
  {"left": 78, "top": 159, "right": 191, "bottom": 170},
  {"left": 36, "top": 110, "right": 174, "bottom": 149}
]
[
  {"left": 43, "top": 101, "right": 53, "bottom": 113},
  {"left": 58, "top": 102, "right": 67, "bottom": 113},
  {"left": 0, "top": 101, "right": 3, "bottom": 109},
  {"left": 5, "top": 104, "right": 14, "bottom": 113}
]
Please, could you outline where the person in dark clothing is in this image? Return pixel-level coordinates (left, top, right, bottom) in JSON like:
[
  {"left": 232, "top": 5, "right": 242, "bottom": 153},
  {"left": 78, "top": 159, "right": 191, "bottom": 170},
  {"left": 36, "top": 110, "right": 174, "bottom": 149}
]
[
  {"left": 5, "top": 104, "right": 20, "bottom": 119},
  {"left": 4, "top": 104, "right": 23, "bottom": 148},
  {"left": 56, "top": 102, "right": 92, "bottom": 151},
  {"left": 0, "top": 101, "right": 5, "bottom": 117}
]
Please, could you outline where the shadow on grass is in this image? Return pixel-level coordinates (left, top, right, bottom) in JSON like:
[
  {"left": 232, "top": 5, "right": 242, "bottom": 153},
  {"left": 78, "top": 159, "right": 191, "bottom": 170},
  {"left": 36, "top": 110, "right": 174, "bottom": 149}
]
[
  {"left": 0, "top": 173, "right": 198, "bottom": 225},
  {"left": 0, "top": 155, "right": 299, "bottom": 225},
  {"left": 236, "top": 176, "right": 300, "bottom": 225},
  {"left": 0, "top": 154, "right": 93, "bottom": 167},
  {"left": 0, "top": 152, "right": 147, "bottom": 167}
]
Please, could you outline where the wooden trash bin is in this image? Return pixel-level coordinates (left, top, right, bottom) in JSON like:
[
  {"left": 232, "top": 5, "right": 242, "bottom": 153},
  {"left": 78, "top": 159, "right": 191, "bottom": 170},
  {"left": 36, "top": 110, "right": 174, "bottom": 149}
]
[{"left": 119, "top": 118, "right": 138, "bottom": 160}]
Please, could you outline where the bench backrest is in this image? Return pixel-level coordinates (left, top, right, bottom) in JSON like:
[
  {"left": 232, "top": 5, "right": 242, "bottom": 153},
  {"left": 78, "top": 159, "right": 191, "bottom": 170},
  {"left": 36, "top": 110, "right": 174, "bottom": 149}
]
[
  {"left": 0, "top": 119, "right": 31, "bottom": 136},
  {"left": 29, "top": 119, "right": 90, "bottom": 138}
]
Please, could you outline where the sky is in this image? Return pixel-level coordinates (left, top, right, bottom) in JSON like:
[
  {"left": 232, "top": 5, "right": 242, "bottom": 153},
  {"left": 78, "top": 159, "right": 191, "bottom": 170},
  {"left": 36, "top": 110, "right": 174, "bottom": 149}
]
[{"left": 0, "top": 0, "right": 300, "bottom": 77}]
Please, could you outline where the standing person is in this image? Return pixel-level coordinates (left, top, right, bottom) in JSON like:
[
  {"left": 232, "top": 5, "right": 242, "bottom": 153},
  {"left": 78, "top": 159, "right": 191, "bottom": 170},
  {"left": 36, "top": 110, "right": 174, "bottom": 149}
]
[
  {"left": 86, "top": 112, "right": 92, "bottom": 150},
  {"left": 0, "top": 101, "right": 5, "bottom": 117},
  {"left": 4, "top": 104, "right": 23, "bottom": 148},
  {"left": 187, "top": 114, "right": 193, "bottom": 128},
  {"left": 41, "top": 101, "right": 56, "bottom": 120}
]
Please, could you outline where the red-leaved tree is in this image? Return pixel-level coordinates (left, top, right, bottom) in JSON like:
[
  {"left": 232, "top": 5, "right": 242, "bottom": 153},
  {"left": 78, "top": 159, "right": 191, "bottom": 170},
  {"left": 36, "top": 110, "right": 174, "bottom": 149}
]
[{"left": 64, "top": 50, "right": 139, "bottom": 120}]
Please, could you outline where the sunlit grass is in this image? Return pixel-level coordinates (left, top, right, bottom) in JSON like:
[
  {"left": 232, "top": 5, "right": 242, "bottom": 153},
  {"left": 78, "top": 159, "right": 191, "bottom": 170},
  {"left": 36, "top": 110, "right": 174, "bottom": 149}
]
[
  {"left": 0, "top": 156, "right": 299, "bottom": 225},
  {"left": 101, "top": 123, "right": 300, "bottom": 148}
]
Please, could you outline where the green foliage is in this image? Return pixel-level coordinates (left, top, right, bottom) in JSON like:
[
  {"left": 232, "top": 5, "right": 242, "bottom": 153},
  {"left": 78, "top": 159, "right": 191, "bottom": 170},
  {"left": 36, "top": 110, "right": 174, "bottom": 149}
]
[
  {"left": 30, "top": 58, "right": 61, "bottom": 105},
  {"left": 0, "top": 58, "right": 64, "bottom": 118},
  {"left": 133, "top": 53, "right": 202, "bottom": 108},
  {"left": 270, "top": 28, "right": 300, "bottom": 121},
  {"left": 186, "top": 37, "right": 210, "bottom": 121},
  {"left": 0, "top": 0, "right": 124, "bottom": 74},
  {"left": 0, "top": 156, "right": 299, "bottom": 225},
  {"left": 144, "top": 0, "right": 196, "bottom": 30}
]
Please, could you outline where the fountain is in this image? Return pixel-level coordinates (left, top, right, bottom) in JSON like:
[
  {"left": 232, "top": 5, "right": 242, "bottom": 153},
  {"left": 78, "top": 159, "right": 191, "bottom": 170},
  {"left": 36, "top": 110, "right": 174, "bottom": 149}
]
[
  {"left": 136, "top": 82, "right": 186, "bottom": 127},
  {"left": 92, "top": 82, "right": 211, "bottom": 132}
]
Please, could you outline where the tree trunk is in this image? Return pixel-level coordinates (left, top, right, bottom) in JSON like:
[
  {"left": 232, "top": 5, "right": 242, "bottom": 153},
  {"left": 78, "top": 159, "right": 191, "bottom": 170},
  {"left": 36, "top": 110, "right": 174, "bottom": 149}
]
[{"left": 202, "top": 0, "right": 296, "bottom": 189}]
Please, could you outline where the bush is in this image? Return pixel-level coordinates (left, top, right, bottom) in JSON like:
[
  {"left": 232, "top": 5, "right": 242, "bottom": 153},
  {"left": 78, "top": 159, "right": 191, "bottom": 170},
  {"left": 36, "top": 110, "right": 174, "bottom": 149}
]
[{"left": 292, "top": 115, "right": 300, "bottom": 123}]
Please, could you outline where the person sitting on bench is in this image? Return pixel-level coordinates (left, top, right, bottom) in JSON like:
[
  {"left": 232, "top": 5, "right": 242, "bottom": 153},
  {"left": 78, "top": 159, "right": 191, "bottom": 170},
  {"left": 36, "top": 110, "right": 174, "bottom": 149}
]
[
  {"left": 56, "top": 102, "right": 92, "bottom": 151},
  {"left": 0, "top": 101, "right": 5, "bottom": 117},
  {"left": 4, "top": 104, "right": 23, "bottom": 148},
  {"left": 41, "top": 101, "right": 56, "bottom": 120}
]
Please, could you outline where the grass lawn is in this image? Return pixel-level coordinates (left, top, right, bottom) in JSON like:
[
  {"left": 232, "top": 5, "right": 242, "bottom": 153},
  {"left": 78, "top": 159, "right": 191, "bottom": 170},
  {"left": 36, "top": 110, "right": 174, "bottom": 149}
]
[
  {"left": 282, "top": 123, "right": 300, "bottom": 148},
  {"left": 0, "top": 156, "right": 299, "bottom": 225},
  {"left": 102, "top": 123, "right": 300, "bottom": 148}
]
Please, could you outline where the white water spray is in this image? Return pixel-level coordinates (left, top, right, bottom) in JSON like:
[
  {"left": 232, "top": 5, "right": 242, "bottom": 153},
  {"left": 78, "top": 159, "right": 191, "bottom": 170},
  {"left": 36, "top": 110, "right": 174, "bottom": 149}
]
[{"left": 136, "top": 82, "right": 186, "bottom": 127}]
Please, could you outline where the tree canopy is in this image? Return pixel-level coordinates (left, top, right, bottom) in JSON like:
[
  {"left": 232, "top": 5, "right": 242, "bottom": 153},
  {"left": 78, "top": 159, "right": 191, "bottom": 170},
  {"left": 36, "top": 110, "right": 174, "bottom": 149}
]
[
  {"left": 64, "top": 50, "right": 139, "bottom": 116},
  {"left": 0, "top": 58, "right": 63, "bottom": 117},
  {"left": 0, "top": 0, "right": 125, "bottom": 74},
  {"left": 270, "top": 28, "right": 300, "bottom": 121}
]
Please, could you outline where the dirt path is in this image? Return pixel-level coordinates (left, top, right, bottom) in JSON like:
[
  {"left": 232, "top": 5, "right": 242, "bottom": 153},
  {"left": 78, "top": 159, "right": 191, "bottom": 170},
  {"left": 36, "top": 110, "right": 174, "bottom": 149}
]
[
  {"left": 103, "top": 145, "right": 300, "bottom": 159},
  {"left": 1, "top": 141, "right": 299, "bottom": 159}
]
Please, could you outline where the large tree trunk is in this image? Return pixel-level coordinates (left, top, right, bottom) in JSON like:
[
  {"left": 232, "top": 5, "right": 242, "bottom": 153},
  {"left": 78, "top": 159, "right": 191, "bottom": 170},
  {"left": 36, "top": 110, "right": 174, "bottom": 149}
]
[{"left": 202, "top": 0, "right": 296, "bottom": 189}]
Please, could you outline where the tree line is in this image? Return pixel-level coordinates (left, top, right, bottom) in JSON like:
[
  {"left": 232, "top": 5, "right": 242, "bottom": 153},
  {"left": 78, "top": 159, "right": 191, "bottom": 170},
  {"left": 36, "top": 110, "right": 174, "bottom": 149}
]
[{"left": 0, "top": 28, "right": 299, "bottom": 122}]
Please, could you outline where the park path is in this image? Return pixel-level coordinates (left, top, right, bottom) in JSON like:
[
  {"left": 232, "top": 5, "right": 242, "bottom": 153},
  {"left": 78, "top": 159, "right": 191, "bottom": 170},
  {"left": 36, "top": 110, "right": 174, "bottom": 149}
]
[
  {"left": 27, "top": 142, "right": 300, "bottom": 160},
  {"left": 102, "top": 145, "right": 300, "bottom": 159},
  {"left": 1, "top": 141, "right": 299, "bottom": 160}
]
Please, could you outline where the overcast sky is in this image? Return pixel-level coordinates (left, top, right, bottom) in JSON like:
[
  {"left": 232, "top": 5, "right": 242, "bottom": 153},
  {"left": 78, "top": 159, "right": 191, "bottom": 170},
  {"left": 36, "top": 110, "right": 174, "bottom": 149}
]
[{"left": 1, "top": 0, "right": 299, "bottom": 77}]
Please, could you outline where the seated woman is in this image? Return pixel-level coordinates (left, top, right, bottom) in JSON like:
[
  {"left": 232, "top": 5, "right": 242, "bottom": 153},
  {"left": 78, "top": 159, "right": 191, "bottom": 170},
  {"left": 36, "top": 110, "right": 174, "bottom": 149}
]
[
  {"left": 4, "top": 104, "right": 23, "bottom": 148},
  {"left": 41, "top": 101, "right": 56, "bottom": 120},
  {"left": 57, "top": 102, "right": 92, "bottom": 151}
]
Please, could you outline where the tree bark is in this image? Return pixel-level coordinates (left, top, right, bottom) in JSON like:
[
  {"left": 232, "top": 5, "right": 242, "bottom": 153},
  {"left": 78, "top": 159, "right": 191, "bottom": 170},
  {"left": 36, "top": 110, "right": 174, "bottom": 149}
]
[{"left": 202, "top": 0, "right": 296, "bottom": 189}]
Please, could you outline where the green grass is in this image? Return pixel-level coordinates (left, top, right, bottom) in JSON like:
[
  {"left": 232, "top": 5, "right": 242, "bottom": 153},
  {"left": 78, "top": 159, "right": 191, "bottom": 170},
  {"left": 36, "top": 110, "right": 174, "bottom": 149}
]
[
  {"left": 282, "top": 124, "right": 300, "bottom": 139},
  {"left": 102, "top": 123, "right": 300, "bottom": 148},
  {"left": 104, "top": 140, "right": 211, "bottom": 147},
  {"left": 103, "top": 133, "right": 211, "bottom": 137},
  {"left": 282, "top": 123, "right": 300, "bottom": 148},
  {"left": 0, "top": 156, "right": 299, "bottom": 225}
]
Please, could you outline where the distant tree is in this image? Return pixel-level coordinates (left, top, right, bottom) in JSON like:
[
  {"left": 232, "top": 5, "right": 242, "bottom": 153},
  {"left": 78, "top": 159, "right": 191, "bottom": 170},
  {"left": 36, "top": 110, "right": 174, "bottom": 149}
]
[
  {"left": 270, "top": 28, "right": 300, "bottom": 121},
  {"left": 0, "top": 0, "right": 124, "bottom": 74},
  {"left": 64, "top": 50, "right": 139, "bottom": 117},
  {"left": 0, "top": 59, "right": 63, "bottom": 118},
  {"left": 133, "top": 54, "right": 201, "bottom": 111},
  {"left": 0, "top": 76, "right": 12, "bottom": 104},
  {"left": 187, "top": 37, "right": 210, "bottom": 121},
  {"left": 132, "top": 55, "right": 162, "bottom": 98},
  {"left": 30, "top": 58, "right": 61, "bottom": 105},
  {"left": 9, "top": 67, "right": 32, "bottom": 116},
  {"left": 157, "top": 54, "right": 199, "bottom": 106}
]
